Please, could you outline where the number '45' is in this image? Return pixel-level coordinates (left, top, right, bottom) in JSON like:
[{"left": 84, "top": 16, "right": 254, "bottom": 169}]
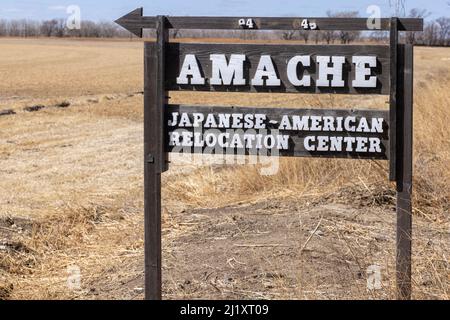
[{"left": 301, "top": 19, "right": 317, "bottom": 30}]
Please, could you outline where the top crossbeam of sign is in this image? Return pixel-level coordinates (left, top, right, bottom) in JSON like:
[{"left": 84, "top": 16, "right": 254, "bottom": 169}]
[{"left": 115, "top": 8, "right": 424, "bottom": 38}]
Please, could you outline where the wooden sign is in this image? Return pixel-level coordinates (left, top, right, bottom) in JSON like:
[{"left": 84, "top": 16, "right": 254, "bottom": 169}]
[
  {"left": 116, "top": 9, "right": 422, "bottom": 301},
  {"left": 164, "top": 43, "right": 390, "bottom": 94},
  {"left": 115, "top": 8, "right": 423, "bottom": 37}
]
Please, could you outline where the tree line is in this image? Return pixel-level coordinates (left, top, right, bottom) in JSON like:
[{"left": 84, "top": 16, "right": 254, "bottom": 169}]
[
  {"left": 0, "top": 9, "right": 448, "bottom": 46},
  {"left": 0, "top": 19, "right": 131, "bottom": 38}
]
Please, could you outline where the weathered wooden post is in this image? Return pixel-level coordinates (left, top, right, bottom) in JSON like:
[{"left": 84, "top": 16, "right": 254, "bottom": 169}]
[
  {"left": 396, "top": 44, "right": 414, "bottom": 300},
  {"left": 390, "top": 18, "right": 414, "bottom": 300},
  {"left": 389, "top": 17, "right": 398, "bottom": 181},
  {"left": 143, "top": 15, "right": 168, "bottom": 300}
]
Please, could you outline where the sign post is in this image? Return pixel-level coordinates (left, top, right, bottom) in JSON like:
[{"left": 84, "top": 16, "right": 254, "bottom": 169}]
[
  {"left": 396, "top": 44, "right": 414, "bottom": 300},
  {"left": 143, "top": 14, "right": 168, "bottom": 300},
  {"left": 116, "top": 8, "right": 422, "bottom": 300}
]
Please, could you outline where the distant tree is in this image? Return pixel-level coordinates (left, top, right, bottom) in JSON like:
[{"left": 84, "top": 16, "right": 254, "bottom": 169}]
[
  {"left": 299, "top": 30, "right": 310, "bottom": 43},
  {"left": 172, "top": 28, "right": 180, "bottom": 39},
  {"left": 406, "top": 9, "right": 431, "bottom": 44},
  {"left": 0, "top": 19, "right": 8, "bottom": 36},
  {"left": 322, "top": 31, "right": 336, "bottom": 44},
  {"left": 423, "top": 21, "right": 439, "bottom": 46},
  {"left": 312, "top": 31, "right": 322, "bottom": 44},
  {"left": 54, "top": 19, "right": 66, "bottom": 37},
  {"left": 40, "top": 19, "right": 58, "bottom": 37},
  {"left": 97, "top": 21, "right": 118, "bottom": 38},
  {"left": 24, "top": 20, "right": 41, "bottom": 37},
  {"left": 8, "top": 20, "right": 21, "bottom": 36},
  {"left": 436, "top": 17, "right": 450, "bottom": 46},
  {"left": 323, "top": 11, "right": 338, "bottom": 44},
  {"left": 370, "top": 31, "right": 388, "bottom": 43},
  {"left": 389, "top": 0, "right": 406, "bottom": 17},
  {"left": 0, "top": 18, "right": 135, "bottom": 38},
  {"left": 282, "top": 30, "right": 296, "bottom": 40},
  {"left": 328, "top": 10, "right": 360, "bottom": 44},
  {"left": 81, "top": 21, "right": 100, "bottom": 37}
]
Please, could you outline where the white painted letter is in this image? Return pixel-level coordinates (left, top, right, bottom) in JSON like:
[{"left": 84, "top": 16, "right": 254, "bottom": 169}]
[
  {"left": 371, "top": 118, "right": 384, "bottom": 133},
  {"left": 210, "top": 54, "right": 246, "bottom": 85},
  {"left": 316, "top": 56, "right": 345, "bottom": 87},
  {"left": 353, "top": 56, "right": 377, "bottom": 88},
  {"left": 176, "top": 54, "right": 205, "bottom": 85},
  {"left": 251, "top": 55, "right": 281, "bottom": 86},
  {"left": 287, "top": 56, "right": 311, "bottom": 86},
  {"left": 369, "top": 138, "right": 382, "bottom": 153},
  {"left": 304, "top": 136, "right": 316, "bottom": 151}
]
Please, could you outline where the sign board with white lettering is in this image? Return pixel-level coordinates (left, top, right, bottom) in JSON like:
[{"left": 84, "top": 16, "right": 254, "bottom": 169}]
[
  {"left": 156, "top": 41, "right": 391, "bottom": 161},
  {"left": 116, "top": 8, "right": 422, "bottom": 301},
  {"left": 166, "top": 105, "right": 389, "bottom": 159},
  {"left": 165, "top": 43, "right": 390, "bottom": 95}
]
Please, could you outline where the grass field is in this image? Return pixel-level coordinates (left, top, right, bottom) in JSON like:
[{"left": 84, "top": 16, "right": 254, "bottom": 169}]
[{"left": 0, "top": 38, "right": 448, "bottom": 300}]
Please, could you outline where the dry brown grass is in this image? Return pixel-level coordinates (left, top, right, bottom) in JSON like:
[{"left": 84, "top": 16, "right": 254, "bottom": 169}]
[
  {"left": 0, "top": 38, "right": 448, "bottom": 300},
  {"left": 166, "top": 47, "right": 450, "bottom": 221}
]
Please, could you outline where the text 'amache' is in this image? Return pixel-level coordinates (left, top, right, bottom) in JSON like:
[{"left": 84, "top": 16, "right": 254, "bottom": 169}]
[{"left": 176, "top": 54, "right": 378, "bottom": 88}]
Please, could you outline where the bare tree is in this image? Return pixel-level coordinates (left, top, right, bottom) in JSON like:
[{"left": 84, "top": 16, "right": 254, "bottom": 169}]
[
  {"left": 322, "top": 11, "right": 338, "bottom": 44},
  {"left": 406, "top": 8, "right": 430, "bottom": 44},
  {"left": 8, "top": 20, "right": 21, "bottom": 36},
  {"left": 423, "top": 22, "right": 439, "bottom": 46},
  {"left": 370, "top": 31, "right": 388, "bottom": 44},
  {"left": 54, "top": 19, "right": 66, "bottom": 37},
  {"left": 389, "top": 0, "right": 406, "bottom": 17},
  {"left": 322, "top": 31, "right": 336, "bottom": 44},
  {"left": 24, "top": 20, "right": 41, "bottom": 37},
  {"left": 0, "top": 18, "right": 133, "bottom": 38},
  {"left": 0, "top": 19, "right": 8, "bottom": 36},
  {"left": 40, "top": 20, "right": 58, "bottom": 37},
  {"left": 298, "top": 30, "right": 310, "bottom": 43},
  {"left": 98, "top": 21, "right": 119, "bottom": 38},
  {"left": 282, "top": 30, "right": 296, "bottom": 40},
  {"left": 312, "top": 31, "right": 322, "bottom": 44},
  {"left": 328, "top": 11, "right": 360, "bottom": 44},
  {"left": 171, "top": 28, "right": 180, "bottom": 39},
  {"left": 436, "top": 17, "right": 450, "bottom": 46}
]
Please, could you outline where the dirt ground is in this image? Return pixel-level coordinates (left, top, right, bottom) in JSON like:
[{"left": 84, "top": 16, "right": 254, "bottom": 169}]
[{"left": 0, "top": 38, "right": 448, "bottom": 300}]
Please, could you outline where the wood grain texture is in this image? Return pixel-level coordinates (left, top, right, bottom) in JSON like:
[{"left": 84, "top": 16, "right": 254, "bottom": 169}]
[
  {"left": 165, "top": 43, "right": 391, "bottom": 95},
  {"left": 389, "top": 18, "right": 399, "bottom": 182},
  {"left": 396, "top": 44, "right": 413, "bottom": 300},
  {"left": 143, "top": 16, "right": 168, "bottom": 301},
  {"left": 115, "top": 8, "right": 424, "bottom": 35},
  {"left": 165, "top": 104, "right": 389, "bottom": 160}
]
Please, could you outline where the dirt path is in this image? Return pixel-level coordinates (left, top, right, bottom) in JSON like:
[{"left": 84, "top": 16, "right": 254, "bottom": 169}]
[{"left": 83, "top": 197, "right": 448, "bottom": 300}]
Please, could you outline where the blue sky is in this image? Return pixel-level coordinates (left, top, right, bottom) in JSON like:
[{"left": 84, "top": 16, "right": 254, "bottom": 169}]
[{"left": 0, "top": 0, "right": 448, "bottom": 21}]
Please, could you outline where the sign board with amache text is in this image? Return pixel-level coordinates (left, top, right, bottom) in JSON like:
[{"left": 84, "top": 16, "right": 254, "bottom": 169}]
[{"left": 165, "top": 43, "right": 390, "bottom": 94}]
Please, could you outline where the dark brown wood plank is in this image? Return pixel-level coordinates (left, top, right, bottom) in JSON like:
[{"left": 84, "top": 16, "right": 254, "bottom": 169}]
[
  {"left": 165, "top": 43, "right": 390, "bottom": 95},
  {"left": 165, "top": 104, "right": 389, "bottom": 160},
  {"left": 166, "top": 17, "right": 423, "bottom": 31},
  {"left": 396, "top": 44, "right": 413, "bottom": 300},
  {"left": 115, "top": 9, "right": 424, "bottom": 35},
  {"left": 143, "top": 16, "right": 168, "bottom": 301}
]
